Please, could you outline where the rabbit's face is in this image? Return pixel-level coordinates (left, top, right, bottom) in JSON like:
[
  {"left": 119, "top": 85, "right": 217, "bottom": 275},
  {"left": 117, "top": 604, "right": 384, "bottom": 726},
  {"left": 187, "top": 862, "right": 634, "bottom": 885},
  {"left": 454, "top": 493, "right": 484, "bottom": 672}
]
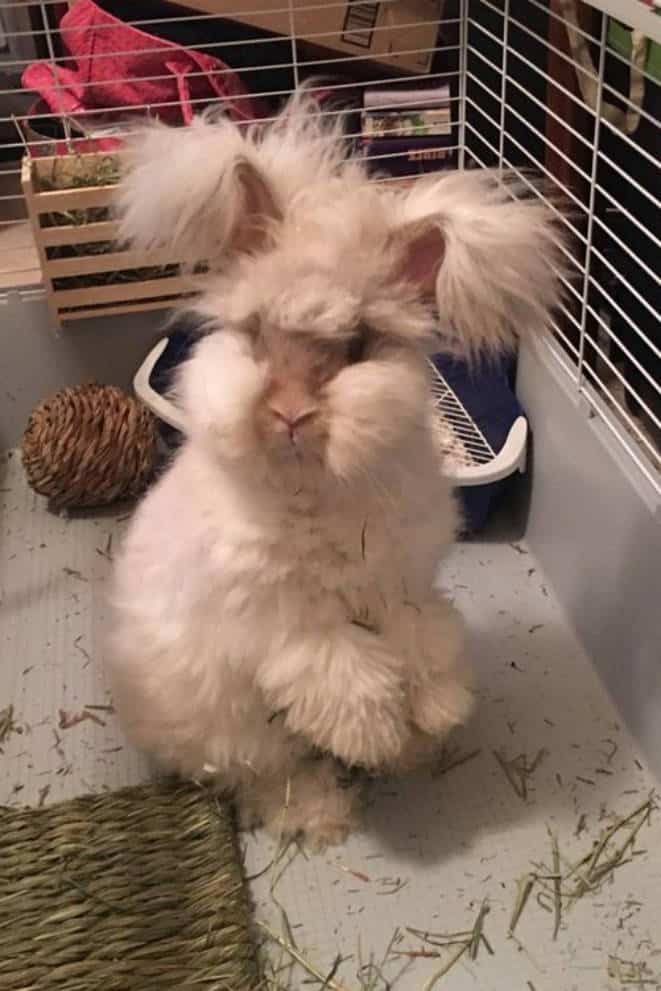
[
  {"left": 252, "top": 326, "right": 353, "bottom": 462},
  {"left": 181, "top": 256, "right": 433, "bottom": 481},
  {"left": 119, "top": 97, "right": 563, "bottom": 485},
  {"left": 118, "top": 97, "right": 564, "bottom": 451}
]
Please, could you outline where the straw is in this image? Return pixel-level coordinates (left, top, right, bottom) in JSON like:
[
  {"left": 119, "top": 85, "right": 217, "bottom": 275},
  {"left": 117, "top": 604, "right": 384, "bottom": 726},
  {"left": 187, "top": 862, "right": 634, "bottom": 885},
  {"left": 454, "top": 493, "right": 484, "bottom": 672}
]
[
  {"left": 0, "top": 781, "right": 259, "bottom": 989},
  {"left": 34, "top": 153, "right": 183, "bottom": 290}
]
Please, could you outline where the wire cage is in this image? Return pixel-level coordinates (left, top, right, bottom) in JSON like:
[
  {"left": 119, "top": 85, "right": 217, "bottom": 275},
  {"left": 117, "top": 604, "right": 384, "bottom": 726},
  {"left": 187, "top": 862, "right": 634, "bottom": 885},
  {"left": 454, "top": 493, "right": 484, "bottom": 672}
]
[{"left": 0, "top": 0, "right": 659, "bottom": 500}]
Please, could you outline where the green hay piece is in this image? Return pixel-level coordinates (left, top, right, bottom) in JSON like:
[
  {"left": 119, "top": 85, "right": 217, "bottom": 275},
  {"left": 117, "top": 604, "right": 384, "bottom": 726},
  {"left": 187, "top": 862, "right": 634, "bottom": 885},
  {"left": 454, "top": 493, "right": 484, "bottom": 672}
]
[
  {"left": 607, "top": 954, "right": 658, "bottom": 987},
  {"left": 0, "top": 781, "right": 259, "bottom": 989},
  {"left": 38, "top": 154, "right": 120, "bottom": 234},
  {"left": 405, "top": 901, "right": 492, "bottom": 989},
  {"left": 508, "top": 873, "right": 536, "bottom": 937},
  {"left": 356, "top": 928, "right": 404, "bottom": 991},
  {"left": 0, "top": 704, "right": 22, "bottom": 749},
  {"left": 43, "top": 155, "right": 122, "bottom": 190},
  {"left": 507, "top": 794, "right": 656, "bottom": 944},
  {"left": 422, "top": 943, "right": 468, "bottom": 990},
  {"left": 549, "top": 830, "right": 562, "bottom": 941},
  {"left": 467, "top": 900, "right": 491, "bottom": 961},
  {"left": 492, "top": 748, "right": 548, "bottom": 801},
  {"left": 259, "top": 923, "right": 351, "bottom": 991},
  {"left": 564, "top": 794, "right": 655, "bottom": 904},
  {"left": 431, "top": 745, "right": 481, "bottom": 779}
]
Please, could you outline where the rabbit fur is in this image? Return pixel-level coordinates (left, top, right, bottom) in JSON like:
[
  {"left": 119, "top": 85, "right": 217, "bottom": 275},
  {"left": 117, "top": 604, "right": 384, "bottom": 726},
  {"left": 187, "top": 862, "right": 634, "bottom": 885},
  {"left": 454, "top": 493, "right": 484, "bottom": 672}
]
[{"left": 108, "top": 93, "right": 563, "bottom": 847}]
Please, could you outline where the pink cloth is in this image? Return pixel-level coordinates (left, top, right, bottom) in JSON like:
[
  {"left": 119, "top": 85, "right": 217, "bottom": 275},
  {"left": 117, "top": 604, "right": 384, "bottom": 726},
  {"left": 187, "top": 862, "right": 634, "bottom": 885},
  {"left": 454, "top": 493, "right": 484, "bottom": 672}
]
[{"left": 22, "top": 0, "right": 259, "bottom": 129}]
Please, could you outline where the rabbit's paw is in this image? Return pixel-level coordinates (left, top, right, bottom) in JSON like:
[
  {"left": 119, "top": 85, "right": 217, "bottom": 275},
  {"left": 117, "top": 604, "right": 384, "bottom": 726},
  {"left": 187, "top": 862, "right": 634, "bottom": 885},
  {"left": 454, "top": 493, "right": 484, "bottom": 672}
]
[
  {"left": 311, "top": 699, "right": 408, "bottom": 771},
  {"left": 259, "top": 624, "right": 410, "bottom": 771},
  {"left": 409, "top": 676, "right": 474, "bottom": 738},
  {"left": 238, "top": 757, "right": 360, "bottom": 849},
  {"left": 387, "top": 596, "right": 474, "bottom": 738}
]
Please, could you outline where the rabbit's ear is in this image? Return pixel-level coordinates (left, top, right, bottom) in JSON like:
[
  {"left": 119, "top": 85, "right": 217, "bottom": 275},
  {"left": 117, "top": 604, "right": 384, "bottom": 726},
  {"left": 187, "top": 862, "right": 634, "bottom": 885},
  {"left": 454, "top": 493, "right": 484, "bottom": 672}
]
[
  {"left": 115, "top": 116, "right": 281, "bottom": 268},
  {"left": 393, "top": 169, "right": 563, "bottom": 358},
  {"left": 394, "top": 220, "right": 446, "bottom": 297}
]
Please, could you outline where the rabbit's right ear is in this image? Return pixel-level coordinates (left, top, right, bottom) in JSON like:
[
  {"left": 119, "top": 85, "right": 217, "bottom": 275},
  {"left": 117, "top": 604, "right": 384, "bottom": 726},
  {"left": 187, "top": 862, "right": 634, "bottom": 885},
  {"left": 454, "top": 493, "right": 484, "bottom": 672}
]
[{"left": 115, "top": 116, "right": 281, "bottom": 268}]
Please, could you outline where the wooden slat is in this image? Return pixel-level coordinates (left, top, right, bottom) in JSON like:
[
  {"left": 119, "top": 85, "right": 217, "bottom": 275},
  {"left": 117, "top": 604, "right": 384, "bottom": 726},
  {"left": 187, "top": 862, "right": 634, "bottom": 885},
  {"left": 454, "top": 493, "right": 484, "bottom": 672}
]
[
  {"left": 46, "top": 249, "right": 177, "bottom": 279},
  {"left": 60, "top": 299, "right": 184, "bottom": 321},
  {"left": 39, "top": 220, "right": 119, "bottom": 247},
  {"left": 0, "top": 221, "right": 41, "bottom": 290},
  {"left": 21, "top": 156, "right": 60, "bottom": 329},
  {"left": 32, "top": 184, "right": 116, "bottom": 213},
  {"left": 51, "top": 274, "right": 205, "bottom": 308}
]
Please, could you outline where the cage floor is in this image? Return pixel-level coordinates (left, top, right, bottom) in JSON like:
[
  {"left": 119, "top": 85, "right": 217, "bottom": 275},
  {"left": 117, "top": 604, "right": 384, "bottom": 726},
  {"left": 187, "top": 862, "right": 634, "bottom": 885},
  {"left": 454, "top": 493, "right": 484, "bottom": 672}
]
[{"left": 1, "top": 449, "right": 660, "bottom": 991}]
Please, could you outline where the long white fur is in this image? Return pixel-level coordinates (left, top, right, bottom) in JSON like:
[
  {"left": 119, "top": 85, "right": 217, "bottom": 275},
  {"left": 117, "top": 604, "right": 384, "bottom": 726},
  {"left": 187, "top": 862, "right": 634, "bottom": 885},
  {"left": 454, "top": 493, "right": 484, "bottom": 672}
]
[
  {"left": 117, "top": 95, "right": 564, "bottom": 356},
  {"left": 391, "top": 170, "right": 564, "bottom": 356},
  {"left": 108, "top": 94, "right": 563, "bottom": 846}
]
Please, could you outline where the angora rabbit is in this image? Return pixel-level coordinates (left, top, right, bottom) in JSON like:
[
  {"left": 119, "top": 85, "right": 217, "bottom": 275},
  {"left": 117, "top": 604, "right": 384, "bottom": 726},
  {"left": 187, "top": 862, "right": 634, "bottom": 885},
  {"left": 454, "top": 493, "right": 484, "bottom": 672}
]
[{"left": 108, "top": 93, "right": 562, "bottom": 847}]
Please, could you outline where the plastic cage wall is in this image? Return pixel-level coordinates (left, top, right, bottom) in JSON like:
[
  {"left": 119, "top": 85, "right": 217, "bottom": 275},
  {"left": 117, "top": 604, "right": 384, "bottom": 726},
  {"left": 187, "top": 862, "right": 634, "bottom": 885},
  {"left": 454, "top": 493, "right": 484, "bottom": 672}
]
[{"left": 0, "top": 0, "right": 659, "bottom": 496}]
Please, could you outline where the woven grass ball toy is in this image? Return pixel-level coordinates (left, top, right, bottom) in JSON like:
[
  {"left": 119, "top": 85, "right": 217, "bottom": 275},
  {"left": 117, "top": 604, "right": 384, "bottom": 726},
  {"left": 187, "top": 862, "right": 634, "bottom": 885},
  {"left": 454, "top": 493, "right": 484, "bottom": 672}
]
[{"left": 22, "top": 383, "right": 158, "bottom": 508}]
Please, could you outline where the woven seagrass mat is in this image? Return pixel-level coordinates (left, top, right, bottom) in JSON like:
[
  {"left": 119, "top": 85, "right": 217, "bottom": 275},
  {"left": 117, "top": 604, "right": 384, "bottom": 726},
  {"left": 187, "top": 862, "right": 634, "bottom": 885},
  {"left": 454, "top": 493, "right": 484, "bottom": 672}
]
[{"left": 0, "top": 781, "right": 259, "bottom": 990}]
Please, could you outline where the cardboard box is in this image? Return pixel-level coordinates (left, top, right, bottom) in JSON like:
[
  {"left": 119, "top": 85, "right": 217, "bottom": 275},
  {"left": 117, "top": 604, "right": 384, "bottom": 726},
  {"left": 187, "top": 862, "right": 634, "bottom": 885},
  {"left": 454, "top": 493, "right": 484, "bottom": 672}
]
[{"left": 169, "top": 0, "right": 442, "bottom": 74}]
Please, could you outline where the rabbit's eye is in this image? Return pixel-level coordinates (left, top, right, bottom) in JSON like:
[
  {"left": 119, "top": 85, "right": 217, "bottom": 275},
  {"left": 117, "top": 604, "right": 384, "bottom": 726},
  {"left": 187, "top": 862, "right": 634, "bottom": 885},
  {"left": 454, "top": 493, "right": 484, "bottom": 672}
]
[
  {"left": 245, "top": 321, "right": 260, "bottom": 342},
  {"left": 346, "top": 329, "right": 368, "bottom": 365},
  {"left": 245, "top": 321, "right": 266, "bottom": 357}
]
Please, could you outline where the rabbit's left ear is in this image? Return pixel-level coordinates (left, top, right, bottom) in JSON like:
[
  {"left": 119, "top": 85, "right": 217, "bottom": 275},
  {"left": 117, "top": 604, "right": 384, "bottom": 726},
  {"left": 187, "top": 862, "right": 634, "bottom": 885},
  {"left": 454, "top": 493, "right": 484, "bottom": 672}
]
[{"left": 392, "top": 169, "right": 564, "bottom": 358}]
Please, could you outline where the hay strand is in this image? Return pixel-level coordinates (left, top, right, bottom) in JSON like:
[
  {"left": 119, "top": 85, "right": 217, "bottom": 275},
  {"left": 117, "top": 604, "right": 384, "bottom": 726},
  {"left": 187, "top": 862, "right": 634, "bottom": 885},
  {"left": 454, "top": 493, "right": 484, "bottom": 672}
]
[
  {"left": 258, "top": 923, "right": 351, "bottom": 991},
  {"left": 0, "top": 704, "right": 22, "bottom": 749}
]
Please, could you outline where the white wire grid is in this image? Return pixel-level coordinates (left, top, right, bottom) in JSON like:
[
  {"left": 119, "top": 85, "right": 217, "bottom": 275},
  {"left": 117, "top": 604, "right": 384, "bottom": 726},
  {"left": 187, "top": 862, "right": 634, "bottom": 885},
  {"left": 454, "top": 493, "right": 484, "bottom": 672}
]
[
  {"left": 463, "top": 0, "right": 660, "bottom": 494},
  {"left": 428, "top": 359, "right": 495, "bottom": 470},
  {"left": 0, "top": 0, "right": 659, "bottom": 491}
]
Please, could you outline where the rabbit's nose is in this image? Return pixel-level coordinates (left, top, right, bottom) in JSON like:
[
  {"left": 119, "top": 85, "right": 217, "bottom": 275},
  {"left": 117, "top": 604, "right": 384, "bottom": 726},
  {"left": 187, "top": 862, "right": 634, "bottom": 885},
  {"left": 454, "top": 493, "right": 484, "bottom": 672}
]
[{"left": 269, "top": 405, "right": 318, "bottom": 438}]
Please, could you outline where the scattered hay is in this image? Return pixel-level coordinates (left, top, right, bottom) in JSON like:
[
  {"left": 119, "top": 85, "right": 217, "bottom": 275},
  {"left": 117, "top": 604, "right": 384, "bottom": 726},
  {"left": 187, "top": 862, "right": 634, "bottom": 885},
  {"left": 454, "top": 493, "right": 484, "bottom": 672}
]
[{"left": 508, "top": 794, "right": 656, "bottom": 942}]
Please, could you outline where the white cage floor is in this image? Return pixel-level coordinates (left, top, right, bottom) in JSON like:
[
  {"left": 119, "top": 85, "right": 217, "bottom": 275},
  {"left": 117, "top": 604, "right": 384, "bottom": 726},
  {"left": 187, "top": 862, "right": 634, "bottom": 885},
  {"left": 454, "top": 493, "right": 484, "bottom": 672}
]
[{"left": 1, "top": 449, "right": 659, "bottom": 991}]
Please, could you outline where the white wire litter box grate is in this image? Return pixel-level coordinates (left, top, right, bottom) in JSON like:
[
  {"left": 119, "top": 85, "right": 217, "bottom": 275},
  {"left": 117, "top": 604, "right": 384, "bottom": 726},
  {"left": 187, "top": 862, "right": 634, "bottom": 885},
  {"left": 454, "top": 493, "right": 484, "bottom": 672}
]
[{"left": 428, "top": 359, "right": 528, "bottom": 485}]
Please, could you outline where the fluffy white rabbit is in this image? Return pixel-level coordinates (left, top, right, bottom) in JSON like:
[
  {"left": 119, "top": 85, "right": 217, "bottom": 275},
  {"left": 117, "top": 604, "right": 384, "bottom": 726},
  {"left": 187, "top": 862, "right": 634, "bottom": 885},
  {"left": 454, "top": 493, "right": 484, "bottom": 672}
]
[{"left": 108, "top": 93, "right": 562, "bottom": 846}]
